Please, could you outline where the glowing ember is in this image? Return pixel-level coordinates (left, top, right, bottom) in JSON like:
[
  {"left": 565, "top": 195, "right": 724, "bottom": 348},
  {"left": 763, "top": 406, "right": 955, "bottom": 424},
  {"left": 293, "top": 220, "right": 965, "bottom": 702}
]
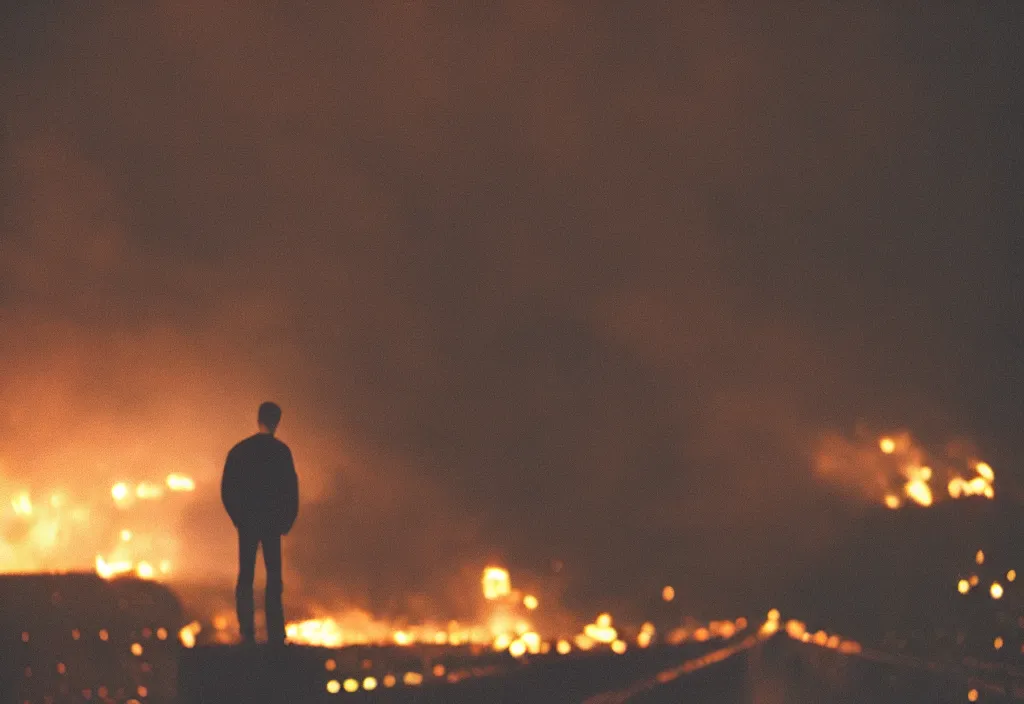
[
  {"left": 179, "top": 621, "right": 201, "bottom": 649},
  {"left": 1008, "top": 569, "right": 1017, "bottom": 582},
  {"left": 976, "top": 550, "right": 985, "bottom": 565},
  {"left": 166, "top": 473, "right": 196, "bottom": 492},
  {"left": 817, "top": 430, "right": 996, "bottom": 508},
  {"left": 662, "top": 585, "right": 676, "bottom": 601},
  {"left": 111, "top": 483, "right": 130, "bottom": 503},
  {"left": 482, "top": 566, "right": 511, "bottom": 600}
]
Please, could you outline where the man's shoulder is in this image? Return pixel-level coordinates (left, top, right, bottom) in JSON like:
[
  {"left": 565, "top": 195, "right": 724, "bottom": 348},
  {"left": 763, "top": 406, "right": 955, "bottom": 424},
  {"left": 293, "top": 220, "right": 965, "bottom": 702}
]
[
  {"left": 228, "top": 434, "right": 263, "bottom": 455},
  {"left": 230, "top": 434, "right": 290, "bottom": 455}
]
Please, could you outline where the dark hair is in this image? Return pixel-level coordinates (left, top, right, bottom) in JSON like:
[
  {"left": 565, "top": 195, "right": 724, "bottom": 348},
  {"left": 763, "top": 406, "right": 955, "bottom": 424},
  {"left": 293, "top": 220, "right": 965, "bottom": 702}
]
[{"left": 258, "top": 402, "right": 282, "bottom": 432}]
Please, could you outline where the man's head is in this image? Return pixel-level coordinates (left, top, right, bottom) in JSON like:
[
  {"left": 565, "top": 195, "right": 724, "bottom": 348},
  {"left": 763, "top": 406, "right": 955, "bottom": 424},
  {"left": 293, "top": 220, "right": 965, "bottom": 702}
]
[{"left": 257, "top": 401, "right": 282, "bottom": 434}]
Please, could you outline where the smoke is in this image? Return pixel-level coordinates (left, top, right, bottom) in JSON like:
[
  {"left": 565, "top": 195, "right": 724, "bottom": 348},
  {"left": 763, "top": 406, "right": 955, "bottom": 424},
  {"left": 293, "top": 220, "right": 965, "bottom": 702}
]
[{"left": 2, "top": 1, "right": 1021, "bottom": 619}]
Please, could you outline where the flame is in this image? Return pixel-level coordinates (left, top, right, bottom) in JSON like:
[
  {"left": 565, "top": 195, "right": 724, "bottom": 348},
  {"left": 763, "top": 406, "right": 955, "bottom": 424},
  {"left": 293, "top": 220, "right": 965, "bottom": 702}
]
[
  {"left": 817, "top": 429, "right": 996, "bottom": 509},
  {"left": 482, "top": 566, "right": 511, "bottom": 600},
  {"left": 166, "top": 473, "right": 196, "bottom": 492},
  {"left": 179, "top": 621, "right": 201, "bottom": 648}
]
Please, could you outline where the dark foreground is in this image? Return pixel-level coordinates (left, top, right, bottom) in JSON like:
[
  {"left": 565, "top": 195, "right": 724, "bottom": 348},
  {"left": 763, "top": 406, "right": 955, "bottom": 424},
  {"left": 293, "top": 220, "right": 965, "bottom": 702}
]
[{"left": 179, "top": 633, "right": 1022, "bottom": 704}]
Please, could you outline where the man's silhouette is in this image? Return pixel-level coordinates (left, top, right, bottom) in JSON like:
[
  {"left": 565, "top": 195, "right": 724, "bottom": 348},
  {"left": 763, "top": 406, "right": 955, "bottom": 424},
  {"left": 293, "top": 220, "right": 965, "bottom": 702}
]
[{"left": 221, "top": 402, "right": 299, "bottom": 646}]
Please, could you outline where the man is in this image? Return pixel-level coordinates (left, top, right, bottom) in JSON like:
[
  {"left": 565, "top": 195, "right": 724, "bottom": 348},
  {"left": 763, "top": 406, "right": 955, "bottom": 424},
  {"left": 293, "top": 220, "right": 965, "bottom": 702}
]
[{"left": 221, "top": 401, "right": 299, "bottom": 646}]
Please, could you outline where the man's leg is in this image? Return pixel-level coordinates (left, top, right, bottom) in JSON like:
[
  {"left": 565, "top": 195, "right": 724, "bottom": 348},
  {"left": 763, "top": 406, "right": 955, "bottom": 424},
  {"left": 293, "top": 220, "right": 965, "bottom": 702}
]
[
  {"left": 235, "top": 529, "right": 259, "bottom": 643},
  {"left": 263, "top": 533, "right": 286, "bottom": 645}
]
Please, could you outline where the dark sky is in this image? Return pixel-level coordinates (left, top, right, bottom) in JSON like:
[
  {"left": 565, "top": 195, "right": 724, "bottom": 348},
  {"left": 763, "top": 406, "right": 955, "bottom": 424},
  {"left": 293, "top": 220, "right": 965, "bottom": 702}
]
[{"left": 2, "top": 1, "right": 1023, "bottom": 619}]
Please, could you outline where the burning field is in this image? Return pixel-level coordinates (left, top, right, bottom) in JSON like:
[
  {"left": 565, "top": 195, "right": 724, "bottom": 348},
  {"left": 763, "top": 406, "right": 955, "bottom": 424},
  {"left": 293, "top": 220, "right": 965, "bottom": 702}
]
[{"left": 0, "top": 420, "right": 1011, "bottom": 665}]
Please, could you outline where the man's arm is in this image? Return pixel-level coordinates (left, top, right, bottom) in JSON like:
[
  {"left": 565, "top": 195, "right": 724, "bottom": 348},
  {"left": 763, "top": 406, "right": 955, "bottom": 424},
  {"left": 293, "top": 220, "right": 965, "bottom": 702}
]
[
  {"left": 282, "top": 447, "right": 299, "bottom": 534},
  {"left": 221, "top": 449, "right": 242, "bottom": 527}
]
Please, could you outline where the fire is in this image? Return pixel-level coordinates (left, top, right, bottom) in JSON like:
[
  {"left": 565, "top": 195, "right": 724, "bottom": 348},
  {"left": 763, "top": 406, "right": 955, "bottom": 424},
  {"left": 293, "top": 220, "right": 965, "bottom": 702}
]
[
  {"left": 816, "top": 429, "right": 996, "bottom": 509},
  {"left": 166, "top": 473, "right": 196, "bottom": 492},
  {"left": 482, "top": 566, "right": 511, "bottom": 600},
  {"left": 179, "top": 621, "right": 201, "bottom": 649}
]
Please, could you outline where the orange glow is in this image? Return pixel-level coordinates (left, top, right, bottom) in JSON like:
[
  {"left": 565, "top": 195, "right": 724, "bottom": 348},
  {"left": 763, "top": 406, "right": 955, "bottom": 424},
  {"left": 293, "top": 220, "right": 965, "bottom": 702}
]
[
  {"left": 130, "top": 642, "right": 143, "bottom": 656},
  {"left": 662, "top": 585, "right": 675, "bottom": 601},
  {"left": 383, "top": 674, "right": 396, "bottom": 688},
  {"left": 991, "top": 582, "right": 1004, "bottom": 600},
  {"left": 179, "top": 621, "right": 201, "bottom": 649},
  {"left": 994, "top": 636, "right": 1004, "bottom": 650},
  {"left": 343, "top": 679, "right": 359, "bottom": 693},
  {"left": 883, "top": 494, "right": 901, "bottom": 510},
  {"left": 556, "top": 639, "right": 572, "bottom": 654},
  {"left": 403, "top": 672, "right": 423, "bottom": 686},
  {"left": 166, "top": 473, "right": 196, "bottom": 492},
  {"left": 111, "top": 483, "right": 129, "bottom": 503},
  {"left": 482, "top": 567, "right": 511, "bottom": 600},
  {"left": 976, "top": 462, "right": 994, "bottom": 481},
  {"left": 969, "top": 574, "right": 979, "bottom": 587},
  {"left": 523, "top": 594, "right": 539, "bottom": 610},
  {"left": 968, "top": 689, "right": 979, "bottom": 702},
  {"left": 583, "top": 613, "right": 617, "bottom": 644},
  {"left": 1008, "top": 569, "right": 1017, "bottom": 582},
  {"left": 325, "top": 680, "right": 340, "bottom": 694},
  {"left": 904, "top": 477, "right": 933, "bottom": 507},
  {"left": 324, "top": 658, "right": 337, "bottom": 672},
  {"left": 879, "top": 437, "right": 896, "bottom": 454},
  {"left": 976, "top": 550, "right": 985, "bottom": 565},
  {"left": 957, "top": 579, "right": 970, "bottom": 594},
  {"left": 362, "top": 677, "right": 378, "bottom": 691},
  {"left": 611, "top": 639, "right": 627, "bottom": 654}
]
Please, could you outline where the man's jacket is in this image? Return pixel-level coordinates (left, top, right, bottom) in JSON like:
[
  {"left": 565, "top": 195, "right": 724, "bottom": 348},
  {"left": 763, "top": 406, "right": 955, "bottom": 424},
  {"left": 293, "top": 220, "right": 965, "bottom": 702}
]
[{"left": 221, "top": 433, "right": 299, "bottom": 535}]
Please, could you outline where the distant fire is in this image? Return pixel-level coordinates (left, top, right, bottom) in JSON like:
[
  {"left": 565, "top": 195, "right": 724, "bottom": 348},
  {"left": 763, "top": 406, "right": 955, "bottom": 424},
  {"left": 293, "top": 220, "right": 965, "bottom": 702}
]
[
  {"left": 2, "top": 473, "right": 193, "bottom": 578},
  {"left": 815, "top": 429, "right": 995, "bottom": 509}
]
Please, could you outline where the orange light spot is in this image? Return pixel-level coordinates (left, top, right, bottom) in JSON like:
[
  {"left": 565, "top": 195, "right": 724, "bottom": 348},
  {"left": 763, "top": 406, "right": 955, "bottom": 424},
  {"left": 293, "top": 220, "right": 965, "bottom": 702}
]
[
  {"left": 325, "top": 680, "right": 340, "bottom": 694},
  {"left": 482, "top": 566, "right": 511, "bottom": 600},
  {"left": 662, "top": 585, "right": 675, "bottom": 601}
]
